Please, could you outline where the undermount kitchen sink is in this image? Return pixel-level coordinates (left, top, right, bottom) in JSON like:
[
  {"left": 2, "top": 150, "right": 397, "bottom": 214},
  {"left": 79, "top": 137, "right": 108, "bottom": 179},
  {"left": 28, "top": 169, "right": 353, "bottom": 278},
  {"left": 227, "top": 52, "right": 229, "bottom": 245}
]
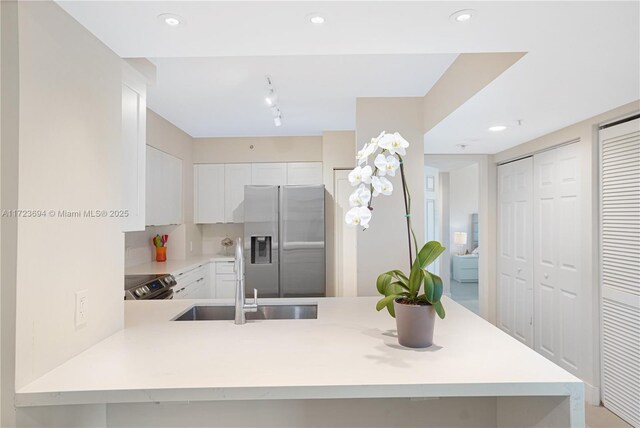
[{"left": 173, "top": 304, "right": 318, "bottom": 321}]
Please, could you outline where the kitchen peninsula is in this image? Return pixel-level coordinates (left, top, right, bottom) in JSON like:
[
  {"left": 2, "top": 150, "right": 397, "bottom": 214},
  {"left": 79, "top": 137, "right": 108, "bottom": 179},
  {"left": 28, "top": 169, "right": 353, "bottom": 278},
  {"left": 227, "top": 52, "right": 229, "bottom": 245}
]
[{"left": 15, "top": 297, "right": 584, "bottom": 427}]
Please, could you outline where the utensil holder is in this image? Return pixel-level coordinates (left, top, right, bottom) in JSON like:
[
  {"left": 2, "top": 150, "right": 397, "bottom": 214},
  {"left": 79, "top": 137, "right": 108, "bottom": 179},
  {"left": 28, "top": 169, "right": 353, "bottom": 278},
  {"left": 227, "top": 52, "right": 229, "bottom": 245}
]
[{"left": 155, "top": 246, "right": 167, "bottom": 262}]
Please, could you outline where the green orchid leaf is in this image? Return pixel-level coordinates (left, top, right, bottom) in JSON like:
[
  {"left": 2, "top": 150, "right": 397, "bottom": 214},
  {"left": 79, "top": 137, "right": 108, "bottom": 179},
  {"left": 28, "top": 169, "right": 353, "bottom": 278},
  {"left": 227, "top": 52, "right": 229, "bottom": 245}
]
[
  {"left": 376, "top": 294, "right": 398, "bottom": 311},
  {"left": 433, "top": 300, "right": 446, "bottom": 319},
  {"left": 386, "top": 299, "right": 396, "bottom": 318},
  {"left": 429, "top": 272, "right": 444, "bottom": 303},
  {"left": 376, "top": 272, "right": 394, "bottom": 295},
  {"left": 408, "top": 259, "right": 424, "bottom": 296},
  {"left": 389, "top": 269, "right": 409, "bottom": 285},
  {"left": 386, "top": 281, "right": 408, "bottom": 296},
  {"left": 417, "top": 241, "right": 446, "bottom": 269},
  {"left": 422, "top": 270, "right": 435, "bottom": 302}
]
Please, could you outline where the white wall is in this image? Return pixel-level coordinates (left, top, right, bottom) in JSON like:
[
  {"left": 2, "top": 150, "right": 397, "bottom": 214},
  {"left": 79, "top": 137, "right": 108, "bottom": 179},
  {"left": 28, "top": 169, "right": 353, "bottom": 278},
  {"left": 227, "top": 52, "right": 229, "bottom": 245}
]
[
  {"left": 193, "top": 136, "right": 322, "bottom": 163},
  {"left": 13, "top": 0, "right": 124, "bottom": 397},
  {"left": 448, "top": 163, "right": 479, "bottom": 255},
  {"left": 322, "top": 131, "right": 356, "bottom": 297},
  {"left": 355, "top": 97, "right": 425, "bottom": 296},
  {"left": 201, "top": 223, "right": 244, "bottom": 256}
]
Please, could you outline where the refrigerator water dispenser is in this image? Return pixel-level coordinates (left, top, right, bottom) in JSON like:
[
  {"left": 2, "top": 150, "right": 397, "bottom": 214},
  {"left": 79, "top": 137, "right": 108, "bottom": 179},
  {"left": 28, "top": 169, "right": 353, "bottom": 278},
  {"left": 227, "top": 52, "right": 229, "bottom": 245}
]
[{"left": 251, "top": 236, "right": 272, "bottom": 264}]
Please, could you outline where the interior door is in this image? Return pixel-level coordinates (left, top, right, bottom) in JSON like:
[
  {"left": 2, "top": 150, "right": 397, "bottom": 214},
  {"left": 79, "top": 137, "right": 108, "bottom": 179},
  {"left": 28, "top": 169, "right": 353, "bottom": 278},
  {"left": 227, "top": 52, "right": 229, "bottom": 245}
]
[
  {"left": 533, "top": 143, "right": 583, "bottom": 377},
  {"left": 424, "top": 166, "right": 440, "bottom": 274},
  {"left": 497, "top": 157, "right": 534, "bottom": 347},
  {"left": 599, "top": 118, "right": 640, "bottom": 427},
  {"left": 334, "top": 170, "right": 357, "bottom": 297}
]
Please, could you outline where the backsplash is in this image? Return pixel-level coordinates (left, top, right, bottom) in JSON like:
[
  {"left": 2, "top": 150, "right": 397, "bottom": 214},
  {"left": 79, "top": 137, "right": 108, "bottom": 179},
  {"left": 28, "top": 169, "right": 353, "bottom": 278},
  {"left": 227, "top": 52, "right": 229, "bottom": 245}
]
[
  {"left": 125, "top": 225, "right": 184, "bottom": 268},
  {"left": 201, "top": 223, "right": 244, "bottom": 256}
]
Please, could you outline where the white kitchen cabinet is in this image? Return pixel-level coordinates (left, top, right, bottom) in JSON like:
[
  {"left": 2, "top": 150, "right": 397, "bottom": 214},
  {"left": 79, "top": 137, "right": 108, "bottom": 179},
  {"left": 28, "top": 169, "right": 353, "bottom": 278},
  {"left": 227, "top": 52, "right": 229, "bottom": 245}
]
[
  {"left": 251, "top": 163, "right": 287, "bottom": 185},
  {"left": 146, "top": 146, "right": 183, "bottom": 226},
  {"left": 194, "top": 164, "right": 225, "bottom": 223},
  {"left": 224, "top": 164, "right": 252, "bottom": 223},
  {"left": 214, "top": 261, "right": 236, "bottom": 298},
  {"left": 121, "top": 72, "right": 146, "bottom": 232},
  {"left": 173, "top": 264, "right": 209, "bottom": 299},
  {"left": 287, "top": 162, "right": 323, "bottom": 185}
]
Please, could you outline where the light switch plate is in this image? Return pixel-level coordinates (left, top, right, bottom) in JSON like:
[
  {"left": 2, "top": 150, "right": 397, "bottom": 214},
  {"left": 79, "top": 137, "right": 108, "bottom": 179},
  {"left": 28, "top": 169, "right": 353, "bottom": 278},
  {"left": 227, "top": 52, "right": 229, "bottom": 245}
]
[{"left": 75, "top": 290, "right": 88, "bottom": 328}]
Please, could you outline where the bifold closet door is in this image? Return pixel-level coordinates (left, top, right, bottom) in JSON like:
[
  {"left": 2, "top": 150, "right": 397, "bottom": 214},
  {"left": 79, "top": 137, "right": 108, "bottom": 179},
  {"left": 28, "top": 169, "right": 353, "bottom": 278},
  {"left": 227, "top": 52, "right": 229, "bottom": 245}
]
[
  {"left": 599, "top": 118, "right": 640, "bottom": 427},
  {"left": 497, "top": 157, "right": 534, "bottom": 347},
  {"left": 533, "top": 143, "right": 583, "bottom": 378}
]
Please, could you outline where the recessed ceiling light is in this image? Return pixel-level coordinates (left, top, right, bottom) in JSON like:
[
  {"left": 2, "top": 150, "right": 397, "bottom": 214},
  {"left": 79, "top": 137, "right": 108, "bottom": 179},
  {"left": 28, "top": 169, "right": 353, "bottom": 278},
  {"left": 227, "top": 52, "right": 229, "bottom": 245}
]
[
  {"left": 489, "top": 125, "right": 507, "bottom": 132},
  {"left": 158, "top": 13, "right": 183, "bottom": 27},
  {"left": 450, "top": 9, "right": 475, "bottom": 23},
  {"left": 308, "top": 13, "right": 325, "bottom": 25}
]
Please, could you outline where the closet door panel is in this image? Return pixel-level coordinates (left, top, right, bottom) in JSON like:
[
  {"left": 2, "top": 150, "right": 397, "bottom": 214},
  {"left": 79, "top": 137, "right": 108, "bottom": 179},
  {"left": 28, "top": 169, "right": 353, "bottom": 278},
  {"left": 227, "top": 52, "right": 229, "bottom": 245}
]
[
  {"left": 533, "top": 143, "right": 583, "bottom": 378},
  {"left": 497, "top": 158, "right": 534, "bottom": 346}
]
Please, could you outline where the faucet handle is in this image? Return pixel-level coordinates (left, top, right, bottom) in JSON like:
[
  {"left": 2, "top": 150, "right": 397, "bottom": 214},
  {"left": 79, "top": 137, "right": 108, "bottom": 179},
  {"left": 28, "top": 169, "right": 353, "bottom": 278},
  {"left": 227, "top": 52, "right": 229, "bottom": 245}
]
[{"left": 253, "top": 288, "right": 258, "bottom": 305}]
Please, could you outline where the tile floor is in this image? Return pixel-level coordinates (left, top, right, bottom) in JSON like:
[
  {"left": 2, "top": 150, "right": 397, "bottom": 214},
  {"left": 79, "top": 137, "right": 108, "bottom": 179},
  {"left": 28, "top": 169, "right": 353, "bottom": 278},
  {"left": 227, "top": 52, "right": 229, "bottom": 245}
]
[
  {"left": 448, "top": 279, "right": 479, "bottom": 314},
  {"left": 586, "top": 404, "right": 632, "bottom": 428}
]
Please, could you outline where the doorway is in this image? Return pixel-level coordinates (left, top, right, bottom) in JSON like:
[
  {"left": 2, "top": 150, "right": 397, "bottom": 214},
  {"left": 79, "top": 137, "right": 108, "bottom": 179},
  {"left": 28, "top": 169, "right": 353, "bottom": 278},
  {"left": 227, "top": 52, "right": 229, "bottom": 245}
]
[{"left": 425, "top": 159, "right": 480, "bottom": 314}]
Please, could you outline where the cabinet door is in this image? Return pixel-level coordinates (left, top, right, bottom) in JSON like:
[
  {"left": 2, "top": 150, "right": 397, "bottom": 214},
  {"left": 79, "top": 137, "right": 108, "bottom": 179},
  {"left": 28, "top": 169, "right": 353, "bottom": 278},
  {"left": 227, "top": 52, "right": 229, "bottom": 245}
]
[
  {"left": 194, "top": 164, "right": 225, "bottom": 223},
  {"left": 121, "top": 81, "right": 146, "bottom": 232},
  {"left": 164, "top": 153, "right": 183, "bottom": 225},
  {"left": 224, "top": 164, "right": 252, "bottom": 223},
  {"left": 251, "top": 163, "right": 286, "bottom": 185},
  {"left": 216, "top": 274, "right": 236, "bottom": 299},
  {"left": 146, "top": 146, "right": 182, "bottom": 226},
  {"left": 287, "top": 162, "right": 323, "bottom": 185},
  {"left": 145, "top": 146, "right": 162, "bottom": 226}
]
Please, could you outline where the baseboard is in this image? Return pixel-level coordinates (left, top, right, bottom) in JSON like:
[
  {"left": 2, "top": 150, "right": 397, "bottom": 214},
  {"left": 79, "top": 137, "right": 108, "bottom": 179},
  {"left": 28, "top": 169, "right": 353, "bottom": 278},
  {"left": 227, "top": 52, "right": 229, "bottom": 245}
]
[{"left": 584, "top": 382, "right": 600, "bottom": 406}]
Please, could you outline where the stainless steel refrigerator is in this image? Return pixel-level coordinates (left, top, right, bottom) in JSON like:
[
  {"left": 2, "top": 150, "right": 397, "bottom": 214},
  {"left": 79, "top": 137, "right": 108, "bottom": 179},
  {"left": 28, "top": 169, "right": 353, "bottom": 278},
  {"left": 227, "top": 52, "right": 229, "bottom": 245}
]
[{"left": 244, "top": 185, "right": 325, "bottom": 298}]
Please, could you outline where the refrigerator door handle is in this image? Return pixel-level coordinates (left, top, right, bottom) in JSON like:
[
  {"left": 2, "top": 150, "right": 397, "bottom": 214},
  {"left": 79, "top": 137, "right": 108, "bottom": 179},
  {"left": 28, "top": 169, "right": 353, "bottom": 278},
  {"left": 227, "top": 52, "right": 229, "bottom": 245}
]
[{"left": 278, "top": 185, "right": 284, "bottom": 298}]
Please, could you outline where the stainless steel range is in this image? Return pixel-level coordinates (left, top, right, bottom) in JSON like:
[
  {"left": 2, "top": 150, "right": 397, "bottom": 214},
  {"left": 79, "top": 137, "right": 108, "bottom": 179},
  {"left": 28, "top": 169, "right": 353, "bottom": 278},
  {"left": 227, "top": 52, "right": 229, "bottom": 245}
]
[{"left": 124, "top": 274, "right": 177, "bottom": 300}]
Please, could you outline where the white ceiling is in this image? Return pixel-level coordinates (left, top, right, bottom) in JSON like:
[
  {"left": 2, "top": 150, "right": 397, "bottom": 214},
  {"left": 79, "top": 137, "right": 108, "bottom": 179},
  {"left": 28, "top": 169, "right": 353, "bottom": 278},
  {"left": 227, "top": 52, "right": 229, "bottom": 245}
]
[
  {"left": 57, "top": 1, "right": 640, "bottom": 152},
  {"left": 147, "top": 55, "right": 456, "bottom": 137}
]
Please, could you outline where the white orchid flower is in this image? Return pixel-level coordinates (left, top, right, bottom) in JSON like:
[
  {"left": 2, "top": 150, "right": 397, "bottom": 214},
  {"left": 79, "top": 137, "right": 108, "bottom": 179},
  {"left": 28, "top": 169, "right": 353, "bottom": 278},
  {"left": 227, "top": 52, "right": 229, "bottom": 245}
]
[
  {"left": 378, "top": 132, "right": 410, "bottom": 156},
  {"left": 374, "top": 153, "right": 400, "bottom": 177},
  {"left": 356, "top": 142, "right": 378, "bottom": 165},
  {"left": 349, "top": 185, "right": 372, "bottom": 207},
  {"left": 345, "top": 206, "right": 372, "bottom": 229},
  {"left": 348, "top": 165, "right": 373, "bottom": 186},
  {"left": 371, "top": 130, "right": 386, "bottom": 145},
  {"left": 372, "top": 176, "right": 393, "bottom": 197}
]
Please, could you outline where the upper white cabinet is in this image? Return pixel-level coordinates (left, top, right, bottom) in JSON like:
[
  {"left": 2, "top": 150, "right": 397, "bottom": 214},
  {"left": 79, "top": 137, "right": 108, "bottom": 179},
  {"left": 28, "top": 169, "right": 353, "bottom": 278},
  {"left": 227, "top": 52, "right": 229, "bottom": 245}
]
[
  {"left": 194, "top": 162, "right": 323, "bottom": 224},
  {"left": 121, "top": 73, "right": 146, "bottom": 232},
  {"left": 251, "top": 163, "right": 287, "bottom": 185},
  {"left": 194, "top": 164, "right": 225, "bottom": 223},
  {"left": 224, "top": 163, "right": 252, "bottom": 223},
  {"left": 146, "top": 146, "right": 182, "bottom": 226},
  {"left": 287, "top": 162, "right": 323, "bottom": 185}
]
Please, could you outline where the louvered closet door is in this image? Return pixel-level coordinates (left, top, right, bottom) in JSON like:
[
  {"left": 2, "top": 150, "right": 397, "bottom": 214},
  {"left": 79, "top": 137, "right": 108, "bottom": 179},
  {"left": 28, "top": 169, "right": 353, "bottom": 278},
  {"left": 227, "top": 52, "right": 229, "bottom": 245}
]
[
  {"left": 497, "top": 157, "right": 534, "bottom": 347},
  {"left": 600, "top": 118, "right": 640, "bottom": 427},
  {"left": 533, "top": 143, "right": 583, "bottom": 377}
]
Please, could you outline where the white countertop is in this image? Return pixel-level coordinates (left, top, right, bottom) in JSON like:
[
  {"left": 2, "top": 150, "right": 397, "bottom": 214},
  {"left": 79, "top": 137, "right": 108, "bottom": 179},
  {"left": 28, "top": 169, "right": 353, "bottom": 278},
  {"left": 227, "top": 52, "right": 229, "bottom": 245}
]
[
  {"left": 125, "top": 255, "right": 235, "bottom": 275},
  {"left": 15, "top": 296, "right": 582, "bottom": 407}
]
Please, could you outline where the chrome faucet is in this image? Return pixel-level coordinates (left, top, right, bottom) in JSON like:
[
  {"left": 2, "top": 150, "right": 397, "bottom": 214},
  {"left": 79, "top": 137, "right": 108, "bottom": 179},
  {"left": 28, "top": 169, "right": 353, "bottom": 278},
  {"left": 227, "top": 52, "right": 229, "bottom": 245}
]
[{"left": 234, "top": 237, "right": 258, "bottom": 325}]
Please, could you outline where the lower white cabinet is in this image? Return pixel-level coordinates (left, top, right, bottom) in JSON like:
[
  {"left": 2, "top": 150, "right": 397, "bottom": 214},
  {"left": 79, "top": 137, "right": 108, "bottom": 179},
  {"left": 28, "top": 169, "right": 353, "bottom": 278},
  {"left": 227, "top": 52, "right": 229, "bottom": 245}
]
[
  {"left": 172, "top": 264, "right": 209, "bottom": 299},
  {"left": 214, "top": 261, "right": 236, "bottom": 298}
]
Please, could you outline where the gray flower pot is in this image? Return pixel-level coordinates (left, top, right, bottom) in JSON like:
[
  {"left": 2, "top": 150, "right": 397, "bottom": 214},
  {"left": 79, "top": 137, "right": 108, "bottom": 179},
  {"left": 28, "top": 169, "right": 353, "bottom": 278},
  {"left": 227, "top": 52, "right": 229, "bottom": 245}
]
[{"left": 394, "top": 299, "right": 436, "bottom": 348}]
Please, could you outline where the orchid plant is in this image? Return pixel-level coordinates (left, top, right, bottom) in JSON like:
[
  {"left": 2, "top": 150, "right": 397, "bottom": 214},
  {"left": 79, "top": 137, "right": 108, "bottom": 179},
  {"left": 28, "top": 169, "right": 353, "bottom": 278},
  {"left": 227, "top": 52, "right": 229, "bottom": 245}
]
[{"left": 345, "top": 131, "right": 446, "bottom": 319}]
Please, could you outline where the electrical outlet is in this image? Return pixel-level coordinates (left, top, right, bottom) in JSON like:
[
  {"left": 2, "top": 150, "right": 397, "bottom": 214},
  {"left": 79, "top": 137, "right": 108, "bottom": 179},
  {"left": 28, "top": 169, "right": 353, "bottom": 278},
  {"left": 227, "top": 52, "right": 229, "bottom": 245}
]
[{"left": 75, "top": 290, "right": 88, "bottom": 328}]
